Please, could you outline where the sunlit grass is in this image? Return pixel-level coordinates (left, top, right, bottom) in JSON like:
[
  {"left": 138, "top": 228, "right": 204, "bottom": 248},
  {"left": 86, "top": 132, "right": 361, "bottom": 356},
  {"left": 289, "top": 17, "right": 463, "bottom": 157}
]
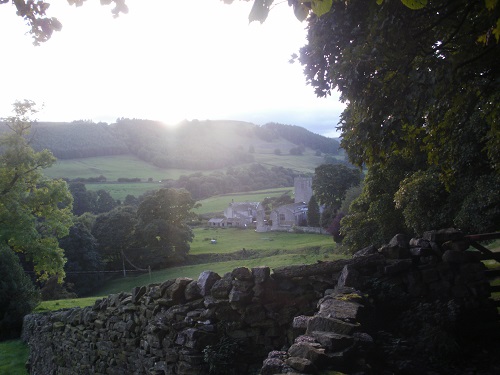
[
  {"left": 45, "top": 154, "right": 195, "bottom": 181},
  {"left": 34, "top": 296, "right": 101, "bottom": 313},
  {"left": 191, "top": 227, "right": 333, "bottom": 254}
]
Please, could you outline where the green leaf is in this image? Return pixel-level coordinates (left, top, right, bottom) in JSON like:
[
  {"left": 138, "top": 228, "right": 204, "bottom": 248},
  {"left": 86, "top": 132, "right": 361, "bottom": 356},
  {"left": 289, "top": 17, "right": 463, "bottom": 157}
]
[
  {"left": 249, "top": 0, "right": 274, "bottom": 23},
  {"left": 400, "top": 0, "right": 428, "bottom": 10},
  {"left": 294, "top": 3, "right": 309, "bottom": 22},
  {"left": 494, "top": 17, "right": 500, "bottom": 42},
  {"left": 310, "top": 0, "right": 333, "bottom": 17},
  {"left": 376, "top": 0, "right": 384, "bottom": 4},
  {"left": 485, "top": 0, "right": 498, "bottom": 11}
]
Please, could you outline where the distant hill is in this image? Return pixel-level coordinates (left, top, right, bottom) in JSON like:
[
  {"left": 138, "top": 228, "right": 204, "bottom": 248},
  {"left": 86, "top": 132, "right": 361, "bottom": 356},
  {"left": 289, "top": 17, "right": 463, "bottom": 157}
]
[
  {"left": 259, "top": 122, "right": 340, "bottom": 155},
  {"left": 26, "top": 119, "right": 341, "bottom": 170}
]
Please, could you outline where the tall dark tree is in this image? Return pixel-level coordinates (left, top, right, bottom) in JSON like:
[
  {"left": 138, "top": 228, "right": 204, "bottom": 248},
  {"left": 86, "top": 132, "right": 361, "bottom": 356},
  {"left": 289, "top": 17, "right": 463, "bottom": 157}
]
[
  {"left": 0, "top": 245, "right": 40, "bottom": 340},
  {"left": 329, "top": 212, "right": 345, "bottom": 244},
  {"left": 123, "top": 194, "right": 140, "bottom": 206},
  {"left": 59, "top": 222, "right": 102, "bottom": 297},
  {"left": 69, "top": 182, "right": 97, "bottom": 216},
  {"left": 95, "top": 189, "right": 118, "bottom": 214},
  {"left": 92, "top": 206, "right": 137, "bottom": 270},
  {"left": 341, "top": 156, "right": 416, "bottom": 252},
  {"left": 136, "top": 188, "right": 197, "bottom": 267},
  {"left": 307, "top": 195, "right": 320, "bottom": 227}
]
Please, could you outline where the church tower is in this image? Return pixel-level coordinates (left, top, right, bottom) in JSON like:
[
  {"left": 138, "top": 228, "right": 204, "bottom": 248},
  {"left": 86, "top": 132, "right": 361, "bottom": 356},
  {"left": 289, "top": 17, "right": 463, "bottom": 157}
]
[{"left": 294, "top": 177, "right": 313, "bottom": 203}]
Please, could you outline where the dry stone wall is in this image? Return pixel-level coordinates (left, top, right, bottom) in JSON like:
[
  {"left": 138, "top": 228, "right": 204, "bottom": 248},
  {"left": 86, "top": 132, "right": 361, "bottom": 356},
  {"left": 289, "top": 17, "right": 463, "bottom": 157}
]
[{"left": 22, "top": 229, "right": 498, "bottom": 374}]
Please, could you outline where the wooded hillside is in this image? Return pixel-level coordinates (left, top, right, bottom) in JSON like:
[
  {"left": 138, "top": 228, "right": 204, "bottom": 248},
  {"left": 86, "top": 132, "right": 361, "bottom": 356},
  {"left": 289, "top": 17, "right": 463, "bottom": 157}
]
[{"left": 25, "top": 119, "right": 340, "bottom": 170}]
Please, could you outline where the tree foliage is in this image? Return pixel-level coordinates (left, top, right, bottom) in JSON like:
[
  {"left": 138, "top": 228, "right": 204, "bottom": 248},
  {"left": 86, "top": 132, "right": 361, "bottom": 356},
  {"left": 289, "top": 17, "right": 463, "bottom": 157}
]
[
  {"left": 341, "top": 156, "right": 415, "bottom": 251},
  {"left": 313, "top": 164, "right": 362, "bottom": 211},
  {"left": 236, "top": 0, "right": 499, "bottom": 47},
  {"left": 306, "top": 195, "right": 320, "bottom": 227},
  {"left": 394, "top": 169, "right": 453, "bottom": 234},
  {"left": 135, "top": 188, "right": 196, "bottom": 266},
  {"left": 2, "top": 0, "right": 128, "bottom": 45},
  {"left": 68, "top": 183, "right": 118, "bottom": 216},
  {"left": 0, "top": 100, "right": 73, "bottom": 281},
  {"left": 59, "top": 222, "right": 103, "bottom": 296},
  {"left": 31, "top": 121, "right": 128, "bottom": 159},
  {"left": 282, "top": 0, "right": 499, "bottom": 250},
  {"left": 92, "top": 205, "right": 137, "bottom": 269},
  {"left": 69, "top": 182, "right": 96, "bottom": 216},
  {"left": 300, "top": 0, "right": 499, "bottom": 178},
  {"left": 0, "top": 244, "right": 40, "bottom": 340}
]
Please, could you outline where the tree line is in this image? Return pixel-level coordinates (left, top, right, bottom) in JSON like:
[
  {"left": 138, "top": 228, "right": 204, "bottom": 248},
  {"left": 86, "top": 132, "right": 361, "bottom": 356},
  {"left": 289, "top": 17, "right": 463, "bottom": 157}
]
[{"left": 26, "top": 118, "right": 339, "bottom": 170}]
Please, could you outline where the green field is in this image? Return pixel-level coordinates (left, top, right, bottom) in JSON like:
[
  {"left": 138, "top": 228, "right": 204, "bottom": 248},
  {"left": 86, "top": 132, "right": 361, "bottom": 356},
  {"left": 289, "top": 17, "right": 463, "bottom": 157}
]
[
  {"left": 45, "top": 154, "right": 197, "bottom": 181},
  {"left": 194, "top": 187, "right": 293, "bottom": 215},
  {"left": 251, "top": 149, "right": 325, "bottom": 173},
  {"left": 44, "top": 152, "right": 326, "bottom": 182},
  {"left": 83, "top": 182, "right": 165, "bottom": 201},
  {"left": 191, "top": 227, "right": 333, "bottom": 254},
  {"left": 34, "top": 296, "right": 103, "bottom": 313},
  {"left": 42, "top": 150, "right": 327, "bottom": 201},
  {"left": 26, "top": 227, "right": 337, "bottom": 299}
]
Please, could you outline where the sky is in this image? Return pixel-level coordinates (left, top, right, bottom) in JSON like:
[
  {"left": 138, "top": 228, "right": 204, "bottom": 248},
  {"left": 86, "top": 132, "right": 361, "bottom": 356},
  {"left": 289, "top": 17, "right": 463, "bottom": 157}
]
[{"left": 0, "top": 0, "right": 344, "bottom": 138}]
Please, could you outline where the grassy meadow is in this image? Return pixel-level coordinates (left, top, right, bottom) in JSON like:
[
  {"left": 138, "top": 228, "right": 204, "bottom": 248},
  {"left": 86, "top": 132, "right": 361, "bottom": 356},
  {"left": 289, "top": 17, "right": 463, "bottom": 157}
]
[
  {"left": 191, "top": 227, "right": 333, "bottom": 254},
  {"left": 194, "top": 187, "right": 293, "bottom": 215},
  {"left": 44, "top": 154, "right": 195, "bottom": 181},
  {"left": 42, "top": 150, "right": 327, "bottom": 201},
  {"left": 44, "top": 155, "right": 202, "bottom": 200},
  {"left": 250, "top": 149, "right": 326, "bottom": 173},
  {"left": 0, "top": 340, "right": 29, "bottom": 375}
]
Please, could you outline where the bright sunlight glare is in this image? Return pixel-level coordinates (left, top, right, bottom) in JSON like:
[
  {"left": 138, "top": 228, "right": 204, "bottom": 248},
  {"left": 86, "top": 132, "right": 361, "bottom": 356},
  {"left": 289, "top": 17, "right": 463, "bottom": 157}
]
[{"left": 0, "top": 0, "right": 344, "bottom": 137}]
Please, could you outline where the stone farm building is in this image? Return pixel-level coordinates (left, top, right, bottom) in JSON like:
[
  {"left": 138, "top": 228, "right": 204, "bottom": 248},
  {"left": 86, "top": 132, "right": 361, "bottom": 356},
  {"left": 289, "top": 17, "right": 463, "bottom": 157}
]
[
  {"left": 208, "top": 201, "right": 260, "bottom": 228},
  {"left": 209, "top": 177, "right": 318, "bottom": 232},
  {"left": 269, "top": 202, "right": 308, "bottom": 231}
]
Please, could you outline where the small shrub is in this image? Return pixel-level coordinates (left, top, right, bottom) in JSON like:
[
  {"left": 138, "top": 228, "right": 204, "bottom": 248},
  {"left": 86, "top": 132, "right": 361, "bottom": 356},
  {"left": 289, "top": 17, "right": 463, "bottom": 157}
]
[
  {"left": 400, "top": 300, "right": 460, "bottom": 361},
  {"left": 203, "top": 336, "right": 245, "bottom": 375},
  {"left": 40, "top": 276, "right": 77, "bottom": 301}
]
